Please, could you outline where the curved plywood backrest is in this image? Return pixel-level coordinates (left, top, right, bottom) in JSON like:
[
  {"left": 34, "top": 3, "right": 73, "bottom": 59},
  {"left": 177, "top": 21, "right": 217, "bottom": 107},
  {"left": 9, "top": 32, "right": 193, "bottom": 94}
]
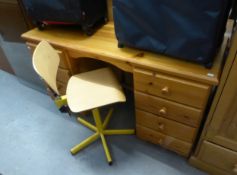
[{"left": 33, "top": 40, "right": 60, "bottom": 95}]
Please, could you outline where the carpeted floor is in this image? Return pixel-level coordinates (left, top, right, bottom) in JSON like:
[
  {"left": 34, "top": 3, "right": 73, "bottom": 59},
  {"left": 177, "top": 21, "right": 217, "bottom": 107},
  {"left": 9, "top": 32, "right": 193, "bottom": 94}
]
[{"left": 0, "top": 70, "right": 206, "bottom": 175}]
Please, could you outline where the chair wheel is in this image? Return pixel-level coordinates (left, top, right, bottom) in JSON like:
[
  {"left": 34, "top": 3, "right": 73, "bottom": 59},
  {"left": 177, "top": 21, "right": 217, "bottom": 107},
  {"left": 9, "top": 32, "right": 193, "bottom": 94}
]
[
  {"left": 204, "top": 62, "right": 213, "bottom": 69},
  {"left": 104, "top": 17, "right": 109, "bottom": 24},
  {"left": 86, "top": 29, "right": 94, "bottom": 36},
  {"left": 108, "top": 161, "right": 113, "bottom": 166},
  {"left": 118, "top": 43, "right": 124, "bottom": 48},
  {"left": 82, "top": 26, "right": 94, "bottom": 36},
  {"left": 59, "top": 105, "right": 70, "bottom": 113},
  {"left": 37, "top": 21, "right": 46, "bottom": 30}
]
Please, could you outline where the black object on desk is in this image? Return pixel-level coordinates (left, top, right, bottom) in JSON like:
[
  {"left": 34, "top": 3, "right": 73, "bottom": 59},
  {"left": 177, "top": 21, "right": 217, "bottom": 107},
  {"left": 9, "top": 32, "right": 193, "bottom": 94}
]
[
  {"left": 113, "top": 0, "right": 232, "bottom": 67},
  {"left": 21, "top": 0, "right": 108, "bottom": 35}
]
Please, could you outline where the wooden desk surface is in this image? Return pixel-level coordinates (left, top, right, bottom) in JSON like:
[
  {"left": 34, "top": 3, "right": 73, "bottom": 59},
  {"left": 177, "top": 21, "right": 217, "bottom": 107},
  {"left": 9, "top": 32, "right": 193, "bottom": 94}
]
[{"left": 22, "top": 22, "right": 228, "bottom": 85}]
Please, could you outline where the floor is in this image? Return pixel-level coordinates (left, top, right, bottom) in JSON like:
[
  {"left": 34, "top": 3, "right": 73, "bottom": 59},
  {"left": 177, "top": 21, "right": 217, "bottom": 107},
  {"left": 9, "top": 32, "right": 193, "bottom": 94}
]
[
  {"left": 0, "top": 70, "right": 206, "bottom": 175},
  {"left": 0, "top": 46, "right": 14, "bottom": 74}
]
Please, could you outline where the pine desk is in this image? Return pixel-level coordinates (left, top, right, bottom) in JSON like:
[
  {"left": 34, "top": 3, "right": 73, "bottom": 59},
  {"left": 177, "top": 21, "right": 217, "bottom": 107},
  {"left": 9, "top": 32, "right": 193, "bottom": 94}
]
[{"left": 22, "top": 22, "right": 229, "bottom": 157}]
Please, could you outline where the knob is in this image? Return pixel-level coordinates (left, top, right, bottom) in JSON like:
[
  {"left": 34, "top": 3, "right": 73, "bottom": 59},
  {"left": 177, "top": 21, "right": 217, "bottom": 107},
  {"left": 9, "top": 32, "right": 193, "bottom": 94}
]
[
  {"left": 158, "top": 123, "right": 165, "bottom": 131},
  {"left": 161, "top": 86, "right": 169, "bottom": 95},
  {"left": 159, "top": 107, "right": 167, "bottom": 116},
  {"left": 233, "top": 164, "right": 237, "bottom": 173},
  {"left": 27, "top": 46, "right": 31, "bottom": 50}
]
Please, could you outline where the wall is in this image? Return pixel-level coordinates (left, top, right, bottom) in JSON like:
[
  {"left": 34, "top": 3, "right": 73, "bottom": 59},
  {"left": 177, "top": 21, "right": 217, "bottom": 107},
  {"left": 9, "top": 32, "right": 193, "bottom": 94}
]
[{"left": 0, "top": 0, "right": 45, "bottom": 92}]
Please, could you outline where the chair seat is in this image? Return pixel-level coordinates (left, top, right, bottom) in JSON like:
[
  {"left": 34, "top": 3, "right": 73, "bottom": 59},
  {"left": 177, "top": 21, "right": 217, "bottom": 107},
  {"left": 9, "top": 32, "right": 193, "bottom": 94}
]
[{"left": 66, "top": 67, "right": 126, "bottom": 113}]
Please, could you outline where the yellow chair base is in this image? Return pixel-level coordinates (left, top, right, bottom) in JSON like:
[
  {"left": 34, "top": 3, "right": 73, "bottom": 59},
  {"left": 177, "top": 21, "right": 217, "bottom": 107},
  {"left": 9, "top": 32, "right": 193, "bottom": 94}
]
[
  {"left": 70, "top": 108, "right": 135, "bottom": 165},
  {"left": 54, "top": 95, "right": 67, "bottom": 108}
]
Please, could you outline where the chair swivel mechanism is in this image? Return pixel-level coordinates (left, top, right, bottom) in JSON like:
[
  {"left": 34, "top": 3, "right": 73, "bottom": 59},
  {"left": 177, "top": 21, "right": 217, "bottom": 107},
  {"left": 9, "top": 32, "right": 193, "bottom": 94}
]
[{"left": 32, "top": 40, "right": 135, "bottom": 165}]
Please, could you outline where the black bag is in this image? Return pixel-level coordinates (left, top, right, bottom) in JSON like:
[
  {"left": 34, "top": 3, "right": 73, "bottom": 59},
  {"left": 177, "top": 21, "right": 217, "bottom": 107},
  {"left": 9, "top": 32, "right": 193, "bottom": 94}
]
[
  {"left": 22, "top": 0, "right": 108, "bottom": 35},
  {"left": 113, "top": 0, "right": 232, "bottom": 67}
]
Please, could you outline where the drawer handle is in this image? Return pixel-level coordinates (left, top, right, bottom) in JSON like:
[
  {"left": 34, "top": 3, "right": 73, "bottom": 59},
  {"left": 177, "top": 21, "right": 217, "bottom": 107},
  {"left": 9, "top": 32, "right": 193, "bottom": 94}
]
[
  {"left": 159, "top": 107, "right": 167, "bottom": 116},
  {"left": 233, "top": 164, "right": 237, "bottom": 173},
  {"left": 158, "top": 123, "right": 165, "bottom": 131},
  {"left": 161, "top": 86, "right": 170, "bottom": 95}
]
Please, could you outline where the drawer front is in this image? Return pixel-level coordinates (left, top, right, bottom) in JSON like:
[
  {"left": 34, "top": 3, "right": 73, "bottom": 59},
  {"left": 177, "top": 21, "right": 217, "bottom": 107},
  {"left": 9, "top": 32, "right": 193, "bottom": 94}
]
[
  {"left": 134, "top": 68, "right": 210, "bottom": 108},
  {"left": 26, "top": 42, "right": 69, "bottom": 69},
  {"left": 135, "top": 91, "right": 202, "bottom": 127},
  {"left": 198, "top": 141, "right": 237, "bottom": 174},
  {"left": 136, "top": 109, "right": 196, "bottom": 143},
  {"left": 57, "top": 68, "right": 71, "bottom": 84},
  {"left": 57, "top": 81, "right": 67, "bottom": 95},
  {"left": 136, "top": 125, "right": 192, "bottom": 157}
]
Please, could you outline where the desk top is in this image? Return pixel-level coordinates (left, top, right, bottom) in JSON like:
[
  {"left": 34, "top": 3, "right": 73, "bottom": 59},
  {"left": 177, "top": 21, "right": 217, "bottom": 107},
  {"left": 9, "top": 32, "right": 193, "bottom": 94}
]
[{"left": 22, "top": 22, "right": 231, "bottom": 85}]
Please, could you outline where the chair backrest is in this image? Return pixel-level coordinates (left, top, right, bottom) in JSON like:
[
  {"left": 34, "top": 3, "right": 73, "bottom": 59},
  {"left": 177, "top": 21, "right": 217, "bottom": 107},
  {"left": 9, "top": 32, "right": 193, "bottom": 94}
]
[{"left": 32, "top": 40, "right": 60, "bottom": 95}]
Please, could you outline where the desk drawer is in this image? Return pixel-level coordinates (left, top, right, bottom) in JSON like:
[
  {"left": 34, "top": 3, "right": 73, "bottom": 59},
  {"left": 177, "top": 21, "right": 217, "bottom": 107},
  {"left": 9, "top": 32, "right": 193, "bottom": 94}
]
[
  {"left": 136, "top": 109, "right": 196, "bottom": 143},
  {"left": 198, "top": 141, "right": 237, "bottom": 174},
  {"left": 26, "top": 42, "right": 69, "bottom": 69},
  {"left": 57, "top": 68, "right": 71, "bottom": 84},
  {"left": 136, "top": 125, "right": 192, "bottom": 156},
  {"left": 135, "top": 91, "right": 202, "bottom": 127},
  {"left": 134, "top": 68, "right": 210, "bottom": 108}
]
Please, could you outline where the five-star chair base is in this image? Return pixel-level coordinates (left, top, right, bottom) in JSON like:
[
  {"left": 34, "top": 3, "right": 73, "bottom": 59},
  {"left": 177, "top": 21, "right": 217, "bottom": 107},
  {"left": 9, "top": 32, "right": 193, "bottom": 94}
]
[{"left": 70, "top": 108, "right": 135, "bottom": 165}]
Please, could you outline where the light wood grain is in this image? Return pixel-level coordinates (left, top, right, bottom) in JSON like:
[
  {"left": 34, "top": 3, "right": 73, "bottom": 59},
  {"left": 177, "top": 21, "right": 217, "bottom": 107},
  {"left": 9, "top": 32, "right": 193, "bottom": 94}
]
[
  {"left": 135, "top": 91, "right": 203, "bottom": 127},
  {"left": 189, "top": 157, "right": 230, "bottom": 175},
  {"left": 66, "top": 57, "right": 108, "bottom": 75},
  {"left": 21, "top": 22, "right": 227, "bottom": 85},
  {"left": 22, "top": 19, "right": 231, "bottom": 159},
  {"left": 26, "top": 42, "right": 70, "bottom": 69},
  {"left": 33, "top": 40, "right": 60, "bottom": 94},
  {"left": 134, "top": 68, "right": 211, "bottom": 108},
  {"left": 136, "top": 109, "right": 196, "bottom": 143},
  {"left": 189, "top": 20, "right": 237, "bottom": 175},
  {"left": 66, "top": 67, "right": 125, "bottom": 113},
  {"left": 56, "top": 81, "right": 67, "bottom": 95},
  {"left": 57, "top": 51, "right": 70, "bottom": 69},
  {"left": 206, "top": 49, "right": 237, "bottom": 152},
  {"left": 136, "top": 125, "right": 192, "bottom": 157},
  {"left": 197, "top": 141, "right": 237, "bottom": 174},
  {"left": 57, "top": 68, "right": 71, "bottom": 83},
  {"left": 191, "top": 21, "right": 236, "bottom": 156},
  {"left": 68, "top": 49, "right": 133, "bottom": 73}
]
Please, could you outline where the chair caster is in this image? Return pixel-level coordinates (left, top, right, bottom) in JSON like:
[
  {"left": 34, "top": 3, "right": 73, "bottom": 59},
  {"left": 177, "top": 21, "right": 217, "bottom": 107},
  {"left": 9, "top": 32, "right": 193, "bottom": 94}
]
[
  {"left": 103, "top": 17, "right": 109, "bottom": 24},
  {"left": 59, "top": 105, "right": 70, "bottom": 114},
  {"left": 85, "top": 29, "right": 94, "bottom": 36},
  {"left": 108, "top": 161, "right": 113, "bottom": 166},
  {"left": 204, "top": 62, "right": 213, "bottom": 69},
  {"left": 118, "top": 43, "right": 124, "bottom": 48},
  {"left": 37, "top": 21, "right": 46, "bottom": 30},
  {"left": 82, "top": 26, "right": 94, "bottom": 36}
]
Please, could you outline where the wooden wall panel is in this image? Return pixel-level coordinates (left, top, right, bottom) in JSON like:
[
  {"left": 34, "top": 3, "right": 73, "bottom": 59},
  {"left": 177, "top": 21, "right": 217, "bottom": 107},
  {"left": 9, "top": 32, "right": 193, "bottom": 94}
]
[
  {"left": 0, "top": 0, "right": 27, "bottom": 42},
  {"left": 107, "top": 0, "right": 113, "bottom": 21}
]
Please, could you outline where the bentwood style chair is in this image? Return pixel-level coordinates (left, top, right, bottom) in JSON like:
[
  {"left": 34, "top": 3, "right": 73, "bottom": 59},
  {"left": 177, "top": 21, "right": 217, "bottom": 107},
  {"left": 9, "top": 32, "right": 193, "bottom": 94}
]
[{"left": 32, "top": 40, "right": 134, "bottom": 165}]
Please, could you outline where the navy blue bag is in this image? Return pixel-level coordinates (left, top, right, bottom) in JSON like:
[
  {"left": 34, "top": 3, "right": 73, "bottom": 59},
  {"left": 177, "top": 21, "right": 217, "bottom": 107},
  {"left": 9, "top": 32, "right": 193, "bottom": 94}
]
[
  {"left": 113, "top": 0, "right": 232, "bottom": 67},
  {"left": 22, "top": 0, "right": 108, "bottom": 35}
]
